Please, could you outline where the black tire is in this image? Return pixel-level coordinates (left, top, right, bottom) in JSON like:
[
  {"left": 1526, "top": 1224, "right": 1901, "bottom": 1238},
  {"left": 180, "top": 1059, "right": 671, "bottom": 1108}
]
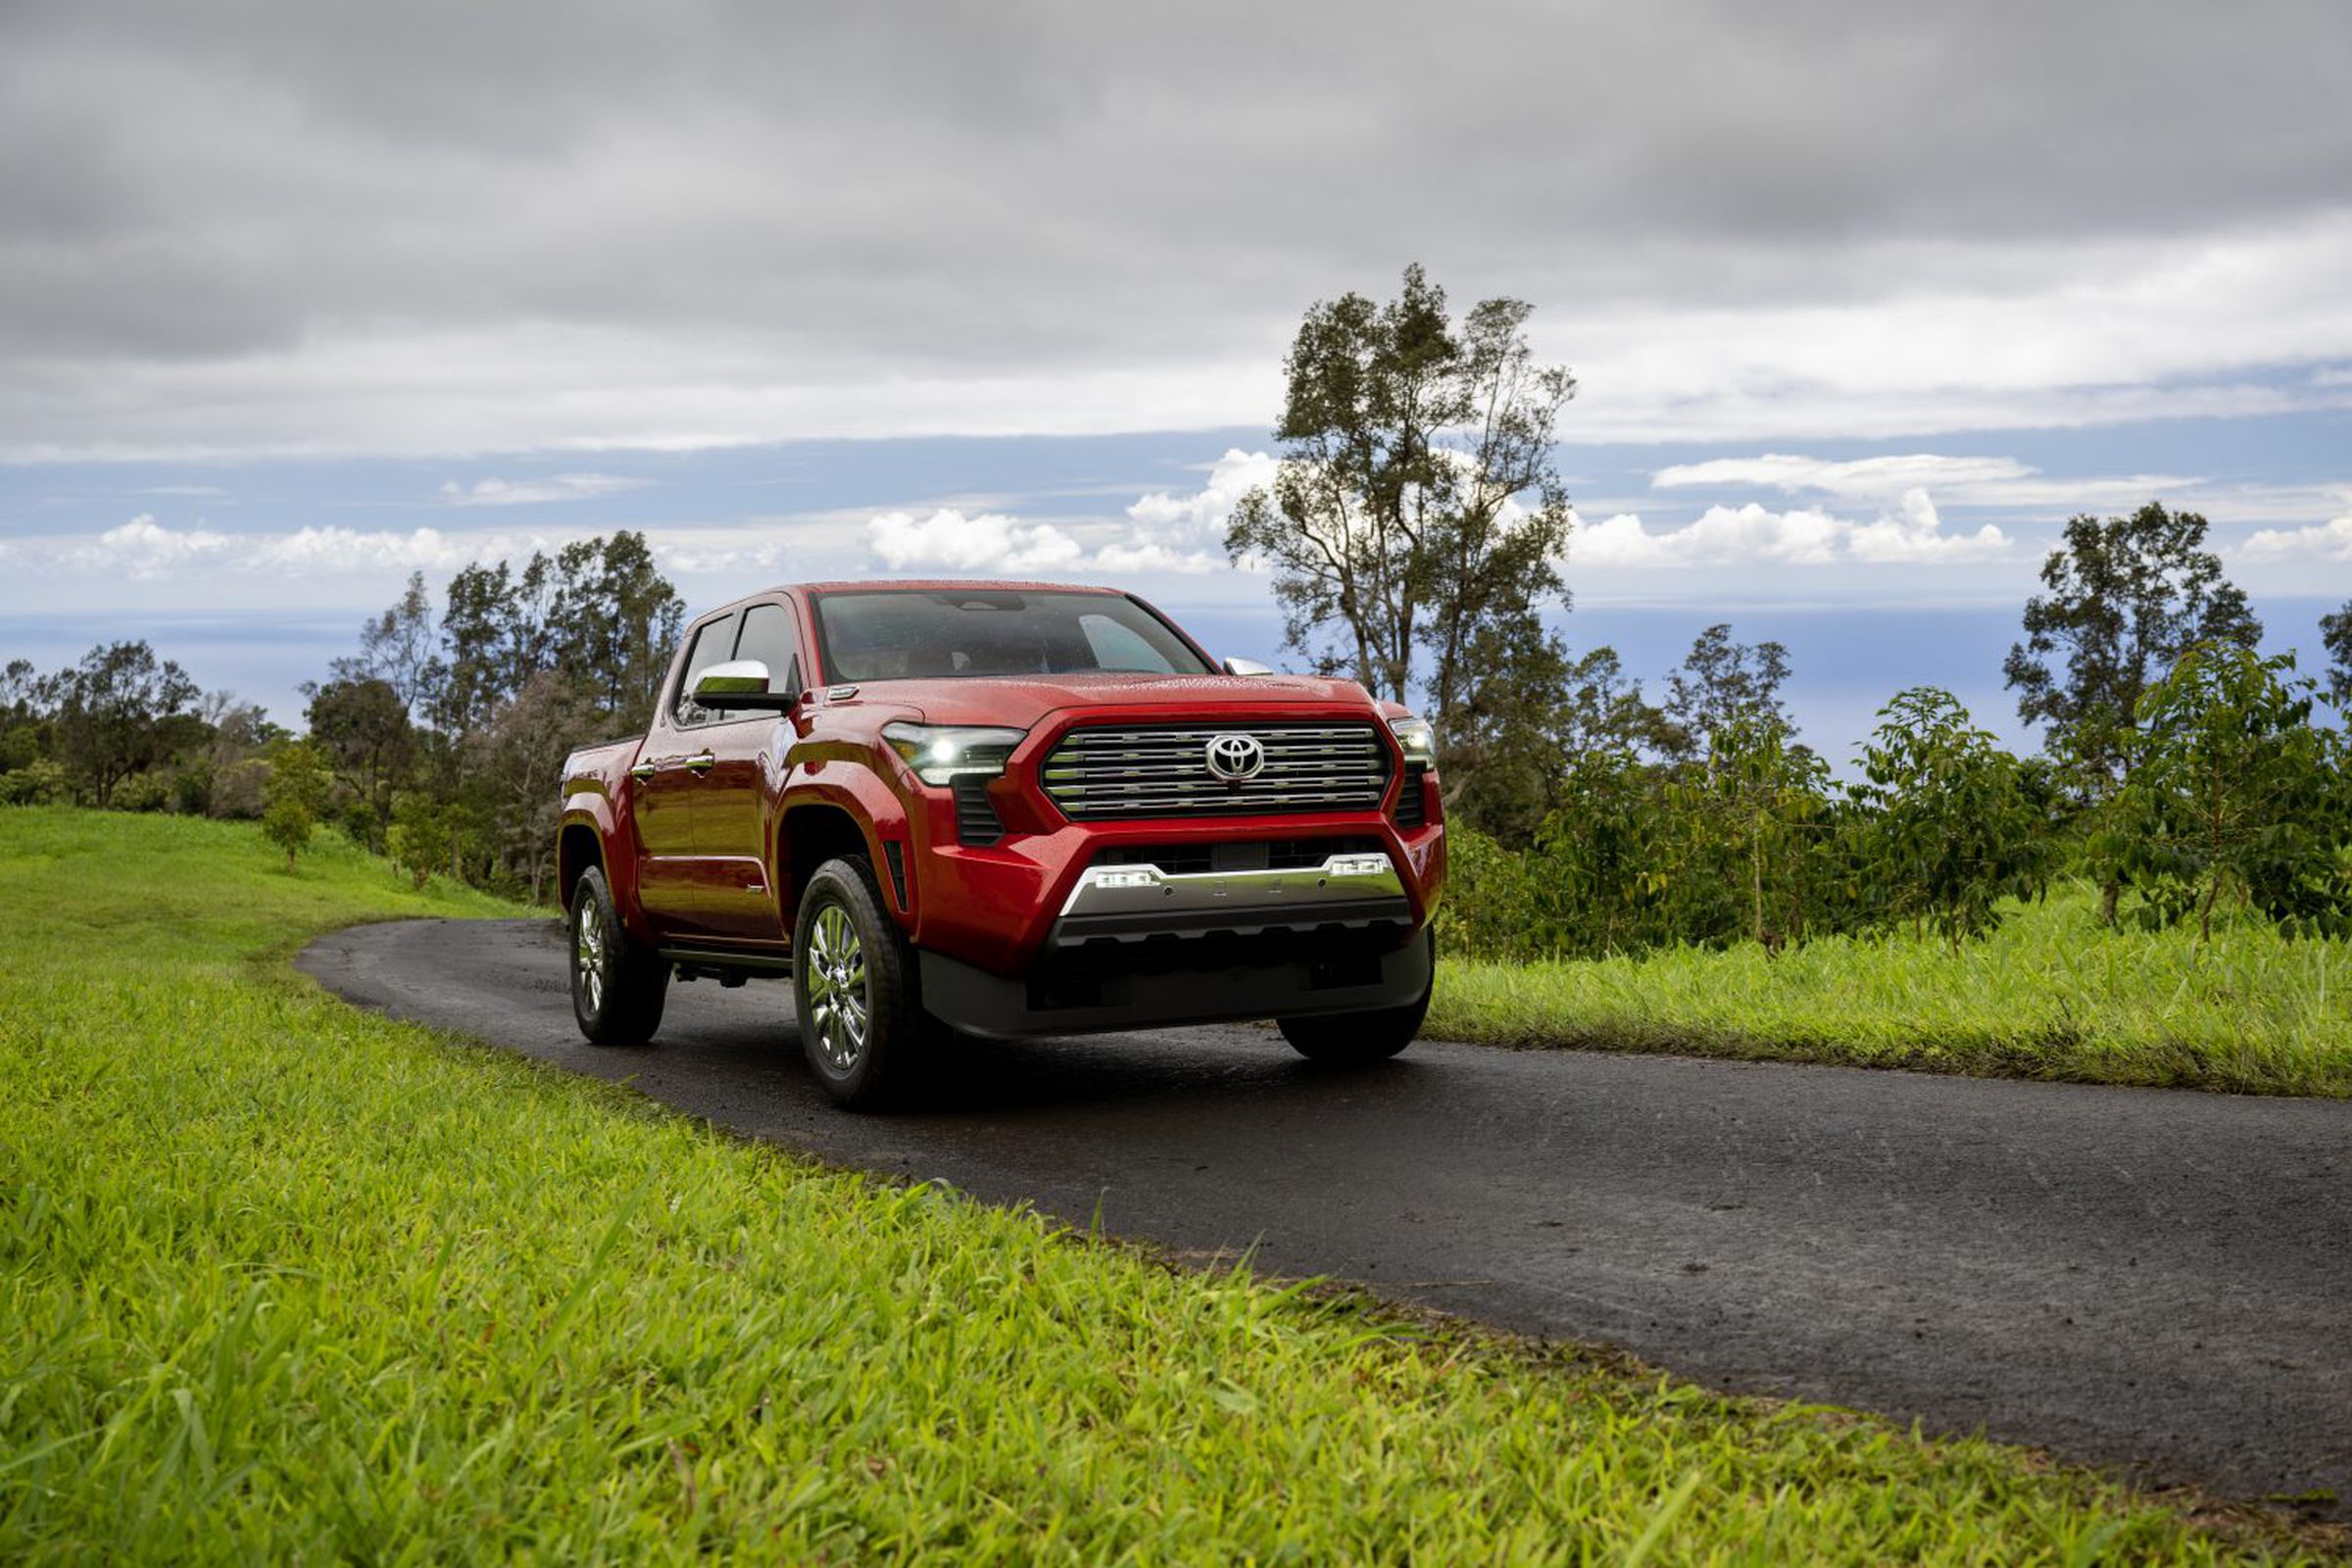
[
  {"left": 569, "top": 864, "right": 668, "bottom": 1045},
  {"left": 793, "top": 857, "right": 941, "bottom": 1110},
  {"left": 1277, "top": 930, "right": 1434, "bottom": 1065}
]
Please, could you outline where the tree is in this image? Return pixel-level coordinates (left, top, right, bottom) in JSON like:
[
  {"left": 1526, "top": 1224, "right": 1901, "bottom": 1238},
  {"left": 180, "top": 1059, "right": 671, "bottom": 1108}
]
[
  {"left": 1442, "top": 637, "right": 1671, "bottom": 840},
  {"left": 2323, "top": 601, "right": 2352, "bottom": 711},
  {"left": 1853, "top": 688, "right": 2045, "bottom": 948},
  {"left": 2111, "top": 644, "right": 2347, "bottom": 942},
  {"left": 332, "top": 570, "right": 441, "bottom": 715},
  {"left": 2003, "top": 502, "right": 2261, "bottom": 788},
  {"left": 1226, "top": 265, "right": 1575, "bottom": 711},
  {"left": 1670, "top": 715, "right": 1834, "bottom": 951},
  {"left": 49, "top": 641, "right": 203, "bottom": 807},
  {"left": 545, "top": 532, "right": 686, "bottom": 725},
  {"left": 261, "top": 740, "right": 331, "bottom": 871},
  {"left": 304, "top": 676, "right": 415, "bottom": 834},
  {"left": 469, "top": 670, "right": 608, "bottom": 902},
  {"left": 1662, "top": 624, "right": 1792, "bottom": 758}
]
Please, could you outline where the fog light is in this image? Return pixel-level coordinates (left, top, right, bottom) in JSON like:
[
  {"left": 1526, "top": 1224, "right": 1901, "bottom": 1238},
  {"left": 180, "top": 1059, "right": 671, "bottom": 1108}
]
[
  {"left": 1091, "top": 867, "right": 1157, "bottom": 890},
  {"left": 1326, "top": 854, "right": 1391, "bottom": 877}
]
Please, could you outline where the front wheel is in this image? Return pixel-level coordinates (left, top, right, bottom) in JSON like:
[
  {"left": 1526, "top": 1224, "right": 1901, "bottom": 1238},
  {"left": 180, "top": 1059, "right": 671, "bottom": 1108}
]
[
  {"left": 570, "top": 865, "right": 667, "bottom": 1045},
  {"left": 793, "top": 858, "right": 940, "bottom": 1110},
  {"left": 1277, "top": 930, "right": 1433, "bottom": 1065}
]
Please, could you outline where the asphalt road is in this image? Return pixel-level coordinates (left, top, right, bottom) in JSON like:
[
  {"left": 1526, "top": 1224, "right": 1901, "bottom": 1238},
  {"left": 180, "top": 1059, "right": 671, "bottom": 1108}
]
[{"left": 298, "top": 917, "right": 2352, "bottom": 1512}]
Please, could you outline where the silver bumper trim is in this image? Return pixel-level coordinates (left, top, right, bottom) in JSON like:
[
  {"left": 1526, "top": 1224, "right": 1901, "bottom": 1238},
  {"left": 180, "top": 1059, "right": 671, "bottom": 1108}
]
[{"left": 1058, "top": 851, "right": 1404, "bottom": 920}]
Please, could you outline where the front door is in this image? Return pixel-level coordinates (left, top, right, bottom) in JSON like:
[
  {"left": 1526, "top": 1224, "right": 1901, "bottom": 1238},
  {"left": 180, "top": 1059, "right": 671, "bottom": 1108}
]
[
  {"left": 631, "top": 611, "right": 739, "bottom": 938},
  {"left": 692, "top": 600, "right": 806, "bottom": 944}
]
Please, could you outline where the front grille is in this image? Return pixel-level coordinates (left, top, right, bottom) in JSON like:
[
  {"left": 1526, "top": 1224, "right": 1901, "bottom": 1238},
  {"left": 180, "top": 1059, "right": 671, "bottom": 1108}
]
[
  {"left": 1041, "top": 723, "right": 1390, "bottom": 820},
  {"left": 1093, "top": 836, "right": 1384, "bottom": 875}
]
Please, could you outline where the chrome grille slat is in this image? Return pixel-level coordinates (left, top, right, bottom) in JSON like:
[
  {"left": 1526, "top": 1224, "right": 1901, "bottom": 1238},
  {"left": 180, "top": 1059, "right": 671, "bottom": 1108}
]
[{"left": 1042, "top": 721, "right": 1390, "bottom": 821}]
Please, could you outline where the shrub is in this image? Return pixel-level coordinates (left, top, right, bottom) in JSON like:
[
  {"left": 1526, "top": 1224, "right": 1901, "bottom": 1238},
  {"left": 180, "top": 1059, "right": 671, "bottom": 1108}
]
[{"left": 0, "top": 759, "right": 71, "bottom": 806}]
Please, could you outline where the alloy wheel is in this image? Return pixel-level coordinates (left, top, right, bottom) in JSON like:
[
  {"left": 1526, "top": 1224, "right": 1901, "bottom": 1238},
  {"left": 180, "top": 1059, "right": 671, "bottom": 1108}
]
[
  {"left": 804, "top": 903, "right": 870, "bottom": 1073},
  {"left": 575, "top": 898, "right": 607, "bottom": 1014}
]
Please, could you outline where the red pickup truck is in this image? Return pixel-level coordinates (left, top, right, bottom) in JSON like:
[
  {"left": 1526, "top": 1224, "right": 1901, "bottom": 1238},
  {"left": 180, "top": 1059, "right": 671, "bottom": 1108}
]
[{"left": 558, "top": 581, "right": 1446, "bottom": 1108}]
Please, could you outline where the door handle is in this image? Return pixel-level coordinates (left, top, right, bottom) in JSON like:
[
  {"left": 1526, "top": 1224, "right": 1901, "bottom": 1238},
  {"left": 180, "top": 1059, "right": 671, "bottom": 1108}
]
[
  {"left": 685, "top": 752, "right": 716, "bottom": 774},
  {"left": 629, "top": 761, "right": 657, "bottom": 782}
]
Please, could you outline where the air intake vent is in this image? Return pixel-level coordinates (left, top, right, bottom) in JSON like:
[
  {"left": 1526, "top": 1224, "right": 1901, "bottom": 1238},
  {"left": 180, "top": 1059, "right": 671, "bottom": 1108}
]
[
  {"left": 953, "top": 775, "right": 1006, "bottom": 845},
  {"left": 1394, "top": 769, "right": 1428, "bottom": 828},
  {"left": 1042, "top": 723, "right": 1390, "bottom": 820}
]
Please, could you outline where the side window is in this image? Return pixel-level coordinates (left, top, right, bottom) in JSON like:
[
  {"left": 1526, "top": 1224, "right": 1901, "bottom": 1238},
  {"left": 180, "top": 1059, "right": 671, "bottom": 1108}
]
[
  {"left": 1079, "top": 612, "right": 1180, "bottom": 674},
  {"left": 670, "top": 613, "right": 740, "bottom": 729},
  {"left": 732, "top": 603, "right": 805, "bottom": 699}
]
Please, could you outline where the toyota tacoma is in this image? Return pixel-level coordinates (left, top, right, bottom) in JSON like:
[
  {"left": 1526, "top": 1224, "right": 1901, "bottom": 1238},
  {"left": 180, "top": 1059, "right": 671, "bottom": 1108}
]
[{"left": 557, "top": 582, "right": 1446, "bottom": 1108}]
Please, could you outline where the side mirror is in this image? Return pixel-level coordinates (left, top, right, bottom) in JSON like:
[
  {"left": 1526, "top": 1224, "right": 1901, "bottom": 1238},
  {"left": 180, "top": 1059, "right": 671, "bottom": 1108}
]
[
  {"left": 694, "top": 660, "right": 797, "bottom": 710},
  {"left": 1221, "top": 657, "right": 1274, "bottom": 676}
]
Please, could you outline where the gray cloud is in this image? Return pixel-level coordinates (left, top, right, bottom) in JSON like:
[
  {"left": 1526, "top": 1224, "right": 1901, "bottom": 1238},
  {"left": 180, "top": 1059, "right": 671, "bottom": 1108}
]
[{"left": 3, "top": 0, "right": 2349, "bottom": 456}]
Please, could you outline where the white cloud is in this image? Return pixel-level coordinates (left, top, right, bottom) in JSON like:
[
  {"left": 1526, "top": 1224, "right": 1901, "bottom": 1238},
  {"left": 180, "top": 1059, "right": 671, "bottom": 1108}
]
[
  {"left": 79, "top": 514, "right": 233, "bottom": 578},
  {"left": 2238, "top": 514, "right": 2352, "bottom": 564},
  {"left": 1649, "top": 451, "right": 2201, "bottom": 513},
  {"left": 1572, "top": 490, "right": 2010, "bottom": 569},
  {"left": 248, "top": 526, "right": 484, "bottom": 571},
  {"left": 439, "top": 472, "right": 652, "bottom": 507},
  {"left": 868, "top": 509, "right": 1086, "bottom": 575},
  {"left": 1654, "top": 453, "right": 2034, "bottom": 498},
  {"left": 1107, "top": 448, "right": 1276, "bottom": 573}
]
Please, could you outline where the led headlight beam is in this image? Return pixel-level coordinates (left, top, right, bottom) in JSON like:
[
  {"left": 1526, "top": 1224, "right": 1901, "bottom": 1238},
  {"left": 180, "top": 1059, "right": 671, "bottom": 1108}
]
[{"left": 882, "top": 722, "right": 1028, "bottom": 786}]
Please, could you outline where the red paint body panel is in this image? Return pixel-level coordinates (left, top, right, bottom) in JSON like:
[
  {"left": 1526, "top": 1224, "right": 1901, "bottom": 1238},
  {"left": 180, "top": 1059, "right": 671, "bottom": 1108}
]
[{"left": 560, "top": 581, "right": 1446, "bottom": 991}]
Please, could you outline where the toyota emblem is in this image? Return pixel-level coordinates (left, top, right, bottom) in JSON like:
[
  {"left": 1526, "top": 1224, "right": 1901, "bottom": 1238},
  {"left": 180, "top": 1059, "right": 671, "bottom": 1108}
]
[{"left": 1203, "top": 732, "right": 1265, "bottom": 782}]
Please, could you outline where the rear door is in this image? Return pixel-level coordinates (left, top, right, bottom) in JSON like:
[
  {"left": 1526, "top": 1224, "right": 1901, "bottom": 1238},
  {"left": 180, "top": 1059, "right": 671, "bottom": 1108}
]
[
  {"left": 629, "top": 611, "right": 738, "bottom": 937},
  {"left": 693, "top": 599, "right": 807, "bottom": 944}
]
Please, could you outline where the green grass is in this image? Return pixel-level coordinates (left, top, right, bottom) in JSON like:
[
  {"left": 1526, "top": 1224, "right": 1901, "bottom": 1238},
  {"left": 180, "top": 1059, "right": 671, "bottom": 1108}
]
[
  {"left": 1433, "top": 885, "right": 2352, "bottom": 1098},
  {"left": 0, "top": 808, "right": 2333, "bottom": 1563}
]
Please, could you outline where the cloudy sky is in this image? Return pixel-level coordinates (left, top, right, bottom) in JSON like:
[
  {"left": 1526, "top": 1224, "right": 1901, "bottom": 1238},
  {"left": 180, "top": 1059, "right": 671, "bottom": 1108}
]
[{"left": 4, "top": 0, "right": 2348, "bottom": 753}]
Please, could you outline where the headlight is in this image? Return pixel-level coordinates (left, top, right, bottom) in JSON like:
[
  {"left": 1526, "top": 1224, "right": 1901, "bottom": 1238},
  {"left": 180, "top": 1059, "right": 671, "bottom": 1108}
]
[
  {"left": 882, "top": 722, "right": 1027, "bottom": 786},
  {"left": 1389, "top": 713, "right": 1437, "bottom": 768}
]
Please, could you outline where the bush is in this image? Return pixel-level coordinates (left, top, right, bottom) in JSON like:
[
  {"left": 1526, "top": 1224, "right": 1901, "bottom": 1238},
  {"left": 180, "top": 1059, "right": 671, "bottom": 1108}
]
[
  {"left": 2112, "top": 644, "right": 2350, "bottom": 940},
  {"left": 110, "top": 770, "right": 175, "bottom": 813},
  {"left": 0, "top": 759, "right": 71, "bottom": 806}
]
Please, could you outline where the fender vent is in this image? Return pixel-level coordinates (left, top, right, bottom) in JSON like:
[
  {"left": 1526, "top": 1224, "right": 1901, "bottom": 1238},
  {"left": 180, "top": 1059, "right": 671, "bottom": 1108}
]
[
  {"left": 953, "top": 776, "right": 1006, "bottom": 845},
  {"left": 1394, "top": 768, "right": 1428, "bottom": 828},
  {"left": 881, "top": 839, "right": 908, "bottom": 907}
]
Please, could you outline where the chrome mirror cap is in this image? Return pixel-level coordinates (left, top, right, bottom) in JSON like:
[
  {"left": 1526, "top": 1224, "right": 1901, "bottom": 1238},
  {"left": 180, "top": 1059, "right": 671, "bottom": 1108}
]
[{"left": 1221, "top": 656, "right": 1274, "bottom": 676}]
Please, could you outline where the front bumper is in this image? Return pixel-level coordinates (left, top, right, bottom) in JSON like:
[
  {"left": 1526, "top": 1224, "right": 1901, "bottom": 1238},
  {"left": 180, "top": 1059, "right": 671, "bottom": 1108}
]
[
  {"left": 919, "top": 926, "right": 1434, "bottom": 1039},
  {"left": 1048, "top": 849, "right": 1411, "bottom": 951}
]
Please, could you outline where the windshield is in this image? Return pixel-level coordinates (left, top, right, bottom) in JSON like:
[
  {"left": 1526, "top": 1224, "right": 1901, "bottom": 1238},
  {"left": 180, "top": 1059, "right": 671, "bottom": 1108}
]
[{"left": 813, "top": 590, "right": 1214, "bottom": 682}]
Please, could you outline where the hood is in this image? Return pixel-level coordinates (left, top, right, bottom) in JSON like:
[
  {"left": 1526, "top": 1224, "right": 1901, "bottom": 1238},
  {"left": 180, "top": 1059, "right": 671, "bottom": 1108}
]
[{"left": 846, "top": 671, "right": 1378, "bottom": 728}]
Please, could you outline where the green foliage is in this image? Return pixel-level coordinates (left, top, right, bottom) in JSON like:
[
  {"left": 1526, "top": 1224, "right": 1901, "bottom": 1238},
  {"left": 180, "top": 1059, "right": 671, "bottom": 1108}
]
[
  {"left": 1227, "top": 264, "right": 1575, "bottom": 712},
  {"left": 44, "top": 639, "right": 205, "bottom": 807},
  {"left": 2323, "top": 600, "right": 2352, "bottom": 711},
  {"left": 108, "top": 769, "right": 174, "bottom": 813},
  {"left": 2111, "top": 645, "right": 2350, "bottom": 941},
  {"left": 0, "top": 809, "right": 2301, "bottom": 1563},
  {"left": 1854, "top": 688, "right": 2049, "bottom": 948},
  {"left": 303, "top": 674, "right": 415, "bottom": 840},
  {"left": 1431, "top": 881, "right": 2352, "bottom": 1099},
  {"left": 0, "top": 758, "right": 70, "bottom": 806},
  {"left": 260, "top": 740, "right": 331, "bottom": 870},
  {"left": 2003, "top": 502, "right": 2261, "bottom": 791},
  {"left": 1663, "top": 624, "right": 1792, "bottom": 760},
  {"left": 1672, "top": 716, "right": 1838, "bottom": 951},
  {"left": 385, "top": 789, "right": 449, "bottom": 889}
]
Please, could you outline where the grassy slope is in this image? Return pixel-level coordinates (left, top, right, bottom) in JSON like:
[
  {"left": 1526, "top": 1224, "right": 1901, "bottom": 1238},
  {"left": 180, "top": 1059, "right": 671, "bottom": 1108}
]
[
  {"left": 1433, "top": 885, "right": 2352, "bottom": 1099},
  {"left": 0, "top": 809, "right": 2327, "bottom": 1564}
]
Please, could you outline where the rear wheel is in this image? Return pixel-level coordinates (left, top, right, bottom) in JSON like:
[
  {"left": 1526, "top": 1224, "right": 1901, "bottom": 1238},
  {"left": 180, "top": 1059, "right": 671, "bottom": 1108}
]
[
  {"left": 793, "top": 857, "right": 940, "bottom": 1109},
  {"left": 570, "top": 865, "right": 667, "bottom": 1045},
  {"left": 1277, "top": 930, "right": 1433, "bottom": 1065}
]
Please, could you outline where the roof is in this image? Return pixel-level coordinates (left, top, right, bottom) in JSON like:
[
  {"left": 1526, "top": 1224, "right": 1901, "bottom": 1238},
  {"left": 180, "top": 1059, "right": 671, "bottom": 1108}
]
[{"left": 787, "top": 579, "right": 1125, "bottom": 596}]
